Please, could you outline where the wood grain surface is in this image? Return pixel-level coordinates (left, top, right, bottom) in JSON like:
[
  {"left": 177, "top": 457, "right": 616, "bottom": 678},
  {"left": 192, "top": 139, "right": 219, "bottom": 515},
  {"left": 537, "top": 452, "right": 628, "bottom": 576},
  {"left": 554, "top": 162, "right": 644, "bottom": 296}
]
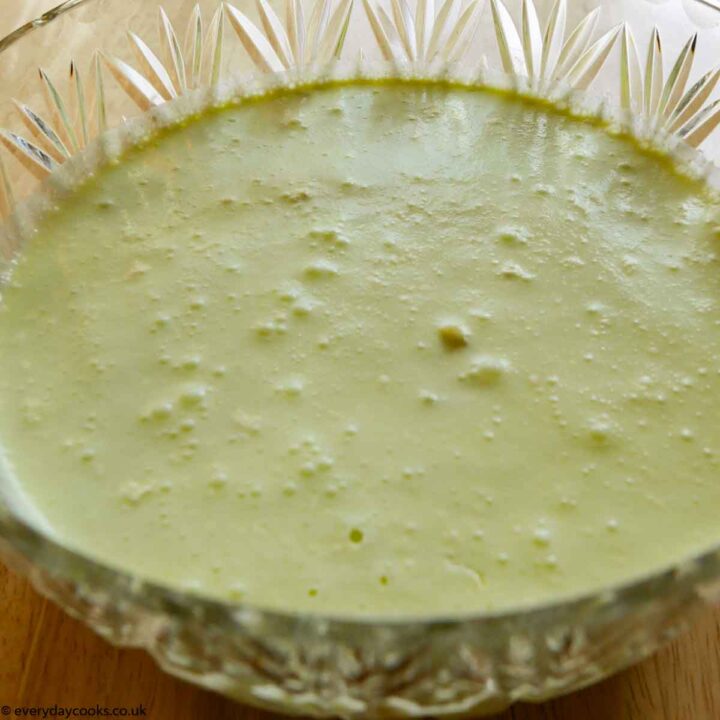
[{"left": 1, "top": 2, "right": 719, "bottom": 718}]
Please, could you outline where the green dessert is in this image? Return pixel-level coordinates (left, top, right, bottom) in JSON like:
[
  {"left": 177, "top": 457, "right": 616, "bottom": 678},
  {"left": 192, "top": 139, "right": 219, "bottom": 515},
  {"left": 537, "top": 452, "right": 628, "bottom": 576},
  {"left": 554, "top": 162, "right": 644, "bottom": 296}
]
[{"left": 0, "top": 80, "right": 718, "bottom": 615}]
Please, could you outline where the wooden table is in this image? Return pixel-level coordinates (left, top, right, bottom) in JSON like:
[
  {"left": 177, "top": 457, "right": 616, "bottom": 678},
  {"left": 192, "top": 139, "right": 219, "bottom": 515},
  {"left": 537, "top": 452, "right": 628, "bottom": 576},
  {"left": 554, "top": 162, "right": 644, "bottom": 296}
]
[
  {"left": 1, "top": 2, "right": 719, "bottom": 718},
  {"left": 1, "top": 562, "right": 720, "bottom": 719}
]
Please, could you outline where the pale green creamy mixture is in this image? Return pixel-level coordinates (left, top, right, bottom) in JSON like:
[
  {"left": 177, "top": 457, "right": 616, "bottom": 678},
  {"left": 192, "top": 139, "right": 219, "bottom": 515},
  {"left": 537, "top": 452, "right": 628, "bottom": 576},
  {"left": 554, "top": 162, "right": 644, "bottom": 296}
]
[{"left": 1, "top": 80, "right": 719, "bottom": 615}]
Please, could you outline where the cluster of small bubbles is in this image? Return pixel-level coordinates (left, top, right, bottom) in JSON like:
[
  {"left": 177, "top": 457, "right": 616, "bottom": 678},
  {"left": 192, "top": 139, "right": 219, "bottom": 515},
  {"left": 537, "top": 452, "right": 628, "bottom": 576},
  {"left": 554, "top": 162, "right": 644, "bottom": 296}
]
[
  {"left": 179, "top": 438, "right": 199, "bottom": 460},
  {"left": 79, "top": 447, "right": 96, "bottom": 463},
  {"left": 469, "top": 308, "right": 493, "bottom": 322},
  {"left": 125, "top": 260, "right": 150, "bottom": 282},
  {"left": 120, "top": 480, "right": 155, "bottom": 505},
  {"left": 276, "top": 285, "right": 301, "bottom": 304},
  {"left": 292, "top": 295, "right": 319, "bottom": 317},
  {"left": 140, "top": 401, "right": 174, "bottom": 424},
  {"left": 290, "top": 435, "right": 336, "bottom": 479},
  {"left": 179, "top": 419, "right": 195, "bottom": 433},
  {"left": 343, "top": 423, "right": 359, "bottom": 437},
  {"left": 179, "top": 384, "right": 208, "bottom": 408},
  {"left": 495, "top": 225, "right": 529, "bottom": 245},
  {"left": 121, "top": 228, "right": 145, "bottom": 244},
  {"left": 533, "top": 526, "right": 552, "bottom": 547},
  {"left": 401, "top": 466, "right": 425, "bottom": 480},
  {"left": 152, "top": 313, "right": 172, "bottom": 332},
  {"left": 228, "top": 583, "right": 246, "bottom": 601},
  {"left": 274, "top": 377, "right": 305, "bottom": 398},
  {"left": 533, "top": 183, "right": 556, "bottom": 196},
  {"left": 617, "top": 161, "right": 636, "bottom": 173},
  {"left": 561, "top": 255, "right": 585, "bottom": 268},
  {"left": 498, "top": 261, "right": 535, "bottom": 281},
  {"left": 339, "top": 179, "right": 367, "bottom": 194},
  {"left": 585, "top": 301, "right": 607, "bottom": 316},
  {"left": 303, "top": 259, "right": 339, "bottom": 280},
  {"left": 300, "top": 455, "right": 334, "bottom": 478},
  {"left": 585, "top": 416, "right": 618, "bottom": 446},
  {"left": 621, "top": 255, "right": 640, "bottom": 275},
  {"left": 280, "top": 189, "right": 312, "bottom": 204},
  {"left": 665, "top": 258, "right": 685, "bottom": 273},
  {"left": 209, "top": 467, "right": 228, "bottom": 490},
  {"left": 282, "top": 481, "right": 298, "bottom": 496},
  {"left": 280, "top": 117, "right": 307, "bottom": 130},
  {"left": 20, "top": 399, "right": 45, "bottom": 426},
  {"left": 177, "top": 355, "right": 202, "bottom": 372},
  {"left": 253, "top": 316, "right": 288, "bottom": 338},
  {"left": 232, "top": 411, "right": 262, "bottom": 437},
  {"left": 307, "top": 228, "right": 350, "bottom": 250},
  {"left": 460, "top": 355, "right": 511, "bottom": 387},
  {"left": 419, "top": 389, "right": 440, "bottom": 405},
  {"left": 89, "top": 358, "right": 109, "bottom": 374}
]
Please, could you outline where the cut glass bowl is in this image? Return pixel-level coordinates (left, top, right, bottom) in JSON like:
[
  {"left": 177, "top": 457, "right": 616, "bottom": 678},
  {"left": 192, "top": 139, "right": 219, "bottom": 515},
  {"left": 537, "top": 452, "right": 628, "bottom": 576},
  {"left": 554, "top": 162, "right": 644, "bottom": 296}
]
[{"left": 1, "top": 0, "right": 720, "bottom": 716}]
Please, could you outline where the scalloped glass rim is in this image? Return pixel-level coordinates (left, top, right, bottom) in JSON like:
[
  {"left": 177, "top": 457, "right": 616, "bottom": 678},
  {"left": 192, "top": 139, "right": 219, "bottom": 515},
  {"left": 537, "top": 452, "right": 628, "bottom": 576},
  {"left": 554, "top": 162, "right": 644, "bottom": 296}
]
[{"left": 1, "top": 0, "right": 720, "bottom": 714}]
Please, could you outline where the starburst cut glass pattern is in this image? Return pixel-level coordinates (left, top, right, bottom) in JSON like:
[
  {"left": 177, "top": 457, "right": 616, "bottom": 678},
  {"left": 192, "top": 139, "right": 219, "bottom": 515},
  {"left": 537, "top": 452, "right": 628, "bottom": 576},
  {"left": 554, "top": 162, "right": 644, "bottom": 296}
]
[
  {"left": 360, "top": 0, "right": 485, "bottom": 65},
  {"left": 2, "top": 0, "right": 720, "bottom": 220},
  {"left": 619, "top": 24, "right": 720, "bottom": 146},
  {"left": 485, "top": 0, "right": 622, "bottom": 93}
]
